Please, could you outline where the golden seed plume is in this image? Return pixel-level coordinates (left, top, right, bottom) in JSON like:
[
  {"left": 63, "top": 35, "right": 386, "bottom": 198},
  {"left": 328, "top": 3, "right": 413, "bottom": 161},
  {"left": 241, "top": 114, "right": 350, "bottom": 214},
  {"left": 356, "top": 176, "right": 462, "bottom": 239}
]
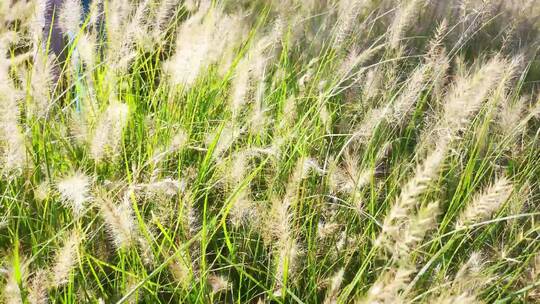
[
  {"left": 57, "top": 172, "right": 91, "bottom": 216},
  {"left": 27, "top": 269, "right": 47, "bottom": 304},
  {"left": 388, "top": 0, "right": 424, "bottom": 49},
  {"left": 377, "top": 142, "right": 447, "bottom": 251},
  {"left": 323, "top": 268, "right": 345, "bottom": 304},
  {"left": 90, "top": 101, "right": 130, "bottom": 162},
  {"left": 456, "top": 176, "right": 513, "bottom": 229},
  {"left": 59, "top": 0, "right": 82, "bottom": 35},
  {"left": 51, "top": 230, "right": 82, "bottom": 287},
  {"left": 163, "top": 8, "right": 245, "bottom": 88},
  {"left": 98, "top": 189, "right": 136, "bottom": 250}
]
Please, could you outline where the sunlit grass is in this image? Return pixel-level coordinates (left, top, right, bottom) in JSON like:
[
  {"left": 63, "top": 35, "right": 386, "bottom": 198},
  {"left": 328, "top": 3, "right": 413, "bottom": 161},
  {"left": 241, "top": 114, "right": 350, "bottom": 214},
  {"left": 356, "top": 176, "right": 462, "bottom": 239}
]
[{"left": 0, "top": 0, "right": 539, "bottom": 303}]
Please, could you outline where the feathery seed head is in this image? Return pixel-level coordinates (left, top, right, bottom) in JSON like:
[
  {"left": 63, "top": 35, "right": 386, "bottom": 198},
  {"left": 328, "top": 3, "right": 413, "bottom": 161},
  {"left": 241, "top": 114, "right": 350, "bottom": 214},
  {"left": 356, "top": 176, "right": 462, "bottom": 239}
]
[
  {"left": 427, "top": 19, "right": 448, "bottom": 56},
  {"left": 163, "top": 8, "right": 245, "bottom": 88},
  {"left": 179, "top": 190, "right": 199, "bottom": 237},
  {"left": 28, "top": 51, "right": 53, "bottom": 118},
  {"left": 170, "top": 129, "right": 189, "bottom": 150},
  {"left": 229, "top": 150, "right": 250, "bottom": 185},
  {"left": 456, "top": 176, "right": 513, "bottom": 229},
  {"left": 208, "top": 274, "right": 230, "bottom": 293},
  {"left": 334, "top": 0, "right": 368, "bottom": 48},
  {"left": 137, "top": 235, "right": 155, "bottom": 268},
  {"left": 98, "top": 189, "right": 136, "bottom": 250},
  {"left": 34, "top": 182, "right": 51, "bottom": 203},
  {"left": 154, "top": 0, "right": 179, "bottom": 34},
  {"left": 274, "top": 237, "right": 301, "bottom": 295},
  {"left": 90, "top": 101, "right": 129, "bottom": 162},
  {"left": 51, "top": 230, "right": 82, "bottom": 287},
  {"left": 441, "top": 57, "right": 506, "bottom": 140},
  {"left": 395, "top": 201, "right": 440, "bottom": 257},
  {"left": 169, "top": 249, "right": 193, "bottom": 289},
  {"left": 317, "top": 221, "right": 341, "bottom": 240},
  {"left": 59, "top": 0, "right": 82, "bottom": 35},
  {"left": 323, "top": 268, "right": 345, "bottom": 304},
  {"left": 362, "top": 67, "right": 383, "bottom": 100},
  {"left": 498, "top": 96, "right": 527, "bottom": 141},
  {"left": 88, "top": 0, "right": 103, "bottom": 27},
  {"left": 206, "top": 123, "right": 242, "bottom": 160},
  {"left": 390, "top": 64, "right": 430, "bottom": 124},
  {"left": 143, "top": 178, "right": 184, "bottom": 197},
  {"left": 377, "top": 142, "right": 447, "bottom": 251},
  {"left": 0, "top": 75, "right": 27, "bottom": 174},
  {"left": 360, "top": 263, "right": 415, "bottom": 304},
  {"left": 329, "top": 154, "right": 374, "bottom": 195},
  {"left": 76, "top": 33, "right": 97, "bottom": 68},
  {"left": 149, "top": 128, "right": 189, "bottom": 167},
  {"left": 29, "top": 0, "right": 47, "bottom": 45},
  {"left": 445, "top": 251, "right": 493, "bottom": 297},
  {"left": 266, "top": 196, "right": 292, "bottom": 243},
  {"left": 388, "top": 0, "right": 424, "bottom": 49},
  {"left": 455, "top": 252, "right": 483, "bottom": 283},
  {"left": 57, "top": 172, "right": 91, "bottom": 216},
  {"left": 293, "top": 157, "right": 323, "bottom": 183},
  {"left": 230, "top": 58, "right": 251, "bottom": 119},
  {"left": 229, "top": 188, "right": 255, "bottom": 227},
  {"left": 27, "top": 269, "right": 47, "bottom": 304},
  {"left": 184, "top": 0, "right": 200, "bottom": 12}
]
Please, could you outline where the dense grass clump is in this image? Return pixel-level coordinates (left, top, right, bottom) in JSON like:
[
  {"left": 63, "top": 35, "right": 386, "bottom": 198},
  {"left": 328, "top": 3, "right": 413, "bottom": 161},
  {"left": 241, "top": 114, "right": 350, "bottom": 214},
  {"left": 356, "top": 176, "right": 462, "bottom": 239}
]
[{"left": 1, "top": 0, "right": 539, "bottom": 303}]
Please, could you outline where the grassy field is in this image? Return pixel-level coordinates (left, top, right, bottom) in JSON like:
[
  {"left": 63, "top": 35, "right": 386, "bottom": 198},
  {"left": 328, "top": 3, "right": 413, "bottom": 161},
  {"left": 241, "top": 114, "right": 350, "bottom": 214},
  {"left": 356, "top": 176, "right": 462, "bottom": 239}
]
[{"left": 1, "top": 0, "right": 540, "bottom": 303}]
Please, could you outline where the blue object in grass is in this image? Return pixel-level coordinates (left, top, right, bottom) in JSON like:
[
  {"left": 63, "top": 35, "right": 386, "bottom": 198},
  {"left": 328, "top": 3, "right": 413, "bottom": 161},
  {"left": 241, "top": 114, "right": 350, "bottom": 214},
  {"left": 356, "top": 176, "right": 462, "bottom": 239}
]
[
  {"left": 82, "top": 0, "right": 91, "bottom": 14},
  {"left": 73, "top": 0, "right": 92, "bottom": 113},
  {"left": 44, "top": 0, "right": 93, "bottom": 113}
]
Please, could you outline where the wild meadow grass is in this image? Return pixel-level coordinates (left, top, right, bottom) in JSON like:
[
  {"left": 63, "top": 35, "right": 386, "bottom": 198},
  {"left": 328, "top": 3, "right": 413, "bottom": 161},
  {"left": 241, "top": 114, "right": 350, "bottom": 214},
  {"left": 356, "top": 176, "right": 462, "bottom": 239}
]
[{"left": 1, "top": 0, "right": 539, "bottom": 303}]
